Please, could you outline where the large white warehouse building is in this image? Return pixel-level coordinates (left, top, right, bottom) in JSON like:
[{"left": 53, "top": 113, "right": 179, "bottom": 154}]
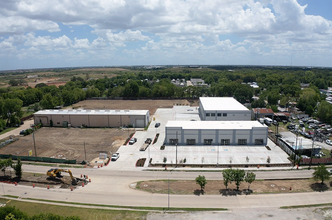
[
  {"left": 165, "top": 121, "right": 268, "bottom": 146},
  {"left": 199, "top": 97, "right": 251, "bottom": 121},
  {"left": 34, "top": 109, "right": 150, "bottom": 128}
]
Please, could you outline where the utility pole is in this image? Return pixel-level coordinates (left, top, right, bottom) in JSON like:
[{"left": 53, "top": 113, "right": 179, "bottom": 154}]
[
  {"left": 33, "top": 129, "right": 37, "bottom": 161},
  {"left": 294, "top": 131, "right": 298, "bottom": 166},
  {"left": 309, "top": 129, "right": 315, "bottom": 169},
  {"left": 84, "top": 142, "right": 87, "bottom": 162}
]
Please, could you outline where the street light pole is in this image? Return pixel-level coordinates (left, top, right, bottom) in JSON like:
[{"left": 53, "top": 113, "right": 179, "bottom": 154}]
[
  {"left": 217, "top": 142, "right": 219, "bottom": 167},
  {"left": 148, "top": 140, "right": 150, "bottom": 165},
  {"left": 176, "top": 131, "right": 178, "bottom": 167},
  {"left": 168, "top": 172, "right": 170, "bottom": 210}
]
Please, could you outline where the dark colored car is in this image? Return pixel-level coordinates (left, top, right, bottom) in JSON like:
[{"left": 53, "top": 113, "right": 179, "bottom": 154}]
[
  {"left": 19, "top": 130, "right": 26, "bottom": 135},
  {"left": 155, "top": 123, "right": 160, "bottom": 128}
]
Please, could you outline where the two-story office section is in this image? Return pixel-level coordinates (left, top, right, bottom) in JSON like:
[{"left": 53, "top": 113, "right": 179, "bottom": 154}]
[
  {"left": 199, "top": 97, "right": 251, "bottom": 121},
  {"left": 165, "top": 121, "right": 268, "bottom": 146}
]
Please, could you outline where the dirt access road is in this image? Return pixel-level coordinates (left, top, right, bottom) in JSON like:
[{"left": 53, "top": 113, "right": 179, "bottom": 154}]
[
  {"left": 72, "top": 99, "right": 199, "bottom": 115},
  {"left": 0, "top": 127, "right": 128, "bottom": 162}
]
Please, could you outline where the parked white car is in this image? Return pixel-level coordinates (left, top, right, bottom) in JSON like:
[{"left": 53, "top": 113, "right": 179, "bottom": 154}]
[
  {"left": 111, "top": 153, "right": 120, "bottom": 161},
  {"left": 326, "top": 140, "right": 332, "bottom": 145},
  {"left": 129, "top": 137, "right": 137, "bottom": 145}
]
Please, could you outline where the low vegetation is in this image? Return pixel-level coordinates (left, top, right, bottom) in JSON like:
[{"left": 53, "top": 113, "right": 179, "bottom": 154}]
[{"left": 0, "top": 198, "right": 147, "bottom": 220}]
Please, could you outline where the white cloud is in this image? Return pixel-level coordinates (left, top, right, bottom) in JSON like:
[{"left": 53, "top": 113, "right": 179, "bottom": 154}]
[
  {"left": 73, "top": 38, "right": 90, "bottom": 49},
  {"left": 0, "top": 15, "right": 60, "bottom": 35},
  {"left": 24, "top": 33, "right": 71, "bottom": 50},
  {"left": 0, "top": 0, "right": 331, "bottom": 68}
]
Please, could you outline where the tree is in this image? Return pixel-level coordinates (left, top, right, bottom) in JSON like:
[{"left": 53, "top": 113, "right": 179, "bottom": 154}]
[
  {"left": 13, "top": 157, "right": 22, "bottom": 179},
  {"left": 305, "top": 105, "right": 314, "bottom": 116},
  {"left": 270, "top": 105, "right": 278, "bottom": 112},
  {"left": 251, "top": 99, "right": 266, "bottom": 108},
  {"left": 222, "top": 169, "right": 233, "bottom": 190},
  {"left": 233, "top": 169, "right": 245, "bottom": 190},
  {"left": 0, "top": 158, "right": 13, "bottom": 176},
  {"left": 313, "top": 164, "right": 330, "bottom": 184},
  {"left": 40, "top": 93, "right": 56, "bottom": 109},
  {"left": 195, "top": 175, "right": 207, "bottom": 192},
  {"left": 8, "top": 79, "right": 19, "bottom": 86},
  {"left": 245, "top": 172, "right": 256, "bottom": 190}
]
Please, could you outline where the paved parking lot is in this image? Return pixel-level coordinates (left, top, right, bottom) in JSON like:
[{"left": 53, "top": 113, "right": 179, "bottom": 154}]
[{"left": 108, "top": 106, "right": 292, "bottom": 168}]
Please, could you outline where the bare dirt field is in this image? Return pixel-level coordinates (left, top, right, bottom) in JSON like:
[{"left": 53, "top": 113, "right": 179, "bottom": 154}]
[
  {"left": 27, "top": 77, "right": 67, "bottom": 88},
  {"left": 0, "top": 127, "right": 130, "bottom": 162},
  {"left": 72, "top": 99, "right": 199, "bottom": 115},
  {"left": 137, "top": 178, "right": 330, "bottom": 195},
  {"left": 69, "top": 68, "right": 129, "bottom": 72}
]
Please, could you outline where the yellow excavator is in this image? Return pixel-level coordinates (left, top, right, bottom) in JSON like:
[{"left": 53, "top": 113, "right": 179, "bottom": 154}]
[{"left": 47, "top": 168, "right": 78, "bottom": 185}]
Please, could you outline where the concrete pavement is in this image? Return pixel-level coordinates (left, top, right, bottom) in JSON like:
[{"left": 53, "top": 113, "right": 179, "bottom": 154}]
[
  {"left": 2, "top": 178, "right": 332, "bottom": 209},
  {"left": 0, "top": 119, "right": 34, "bottom": 140},
  {"left": 8, "top": 165, "right": 324, "bottom": 210}
]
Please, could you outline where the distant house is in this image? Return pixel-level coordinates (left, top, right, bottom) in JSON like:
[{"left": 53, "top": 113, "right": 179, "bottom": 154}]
[
  {"left": 188, "top": 78, "right": 209, "bottom": 87},
  {"left": 248, "top": 82, "right": 259, "bottom": 89},
  {"left": 252, "top": 108, "right": 274, "bottom": 120},
  {"left": 300, "top": 83, "right": 310, "bottom": 88},
  {"left": 171, "top": 78, "right": 186, "bottom": 87}
]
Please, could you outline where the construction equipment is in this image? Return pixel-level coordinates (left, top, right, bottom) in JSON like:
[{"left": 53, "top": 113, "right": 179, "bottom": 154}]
[{"left": 47, "top": 168, "right": 78, "bottom": 185}]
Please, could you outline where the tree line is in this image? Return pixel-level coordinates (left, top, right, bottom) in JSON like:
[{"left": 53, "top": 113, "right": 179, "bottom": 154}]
[{"left": 1, "top": 66, "right": 332, "bottom": 128}]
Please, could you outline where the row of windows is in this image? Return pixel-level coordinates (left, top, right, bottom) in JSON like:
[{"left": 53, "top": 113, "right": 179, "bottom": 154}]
[
  {"left": 205, "top": 113, "right": 248, "bottom": 117},
  {"left": 170, "top": 139, "right": 264, "bottom": 145},
  {"left": 206, "top": 113, "right": 227, "bottom": 117}
]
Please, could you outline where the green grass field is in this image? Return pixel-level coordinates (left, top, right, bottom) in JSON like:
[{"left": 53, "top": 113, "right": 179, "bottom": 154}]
[{"left": 0, "top": 198, "right": 147, "bottom": 220}]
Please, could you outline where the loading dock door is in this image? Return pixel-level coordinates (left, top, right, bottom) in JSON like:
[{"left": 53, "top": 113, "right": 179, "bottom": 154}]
[{"left": 135, "top": 119, "right": 144, "bottom": 128}]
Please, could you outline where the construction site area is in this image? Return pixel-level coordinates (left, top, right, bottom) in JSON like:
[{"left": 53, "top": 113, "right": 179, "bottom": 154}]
[
  {"left": 0, "top": 99, "right": 197, "bottom": 164},
  {"left": 0, "top": 127, "right": 129, "bottom": 163}
]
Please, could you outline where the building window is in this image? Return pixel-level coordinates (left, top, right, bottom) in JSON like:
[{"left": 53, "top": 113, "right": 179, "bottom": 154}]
[
  {"left": 217, "top": 113, "right": 221, "bottom": 117},
  {"left": 223, "top": 113, "right": 227, "bottom": 117},
  {"left": 238, "top": 139, "right": 247, "bottom": 145},
  {"left": 211, "top": 113, "right": 215, "bottom": 117},
  {"left": 170, "top": 139, "right": 178, "bottom": 145},
  {"left": 206, "top": 113, "right": 210, "bottom": 117},
  {"left": 204, "top": 139, "right": 213, "bottom": 145},
  {"left": 220, "top": 139, "right": 230, "bottom": 145},
  {"left": 186, "top": 139, "right": 196, "bottom": 145},
  {"left": 255, "top": 139, "right": 264, "bottom": 145},
  {"left": 57, "top": 122, "right": 60, "bottom": 125}
]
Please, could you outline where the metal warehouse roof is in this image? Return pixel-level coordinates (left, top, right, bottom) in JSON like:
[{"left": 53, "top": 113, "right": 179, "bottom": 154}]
[
  {"left": 34, "top": 109, "right": 149, "bottom": 116},
  {"left": 166, "top": 120, "right": 267, "bottom": 130},
  {"left": 199, "top": 97, "right": 249, "bottom": 111}
]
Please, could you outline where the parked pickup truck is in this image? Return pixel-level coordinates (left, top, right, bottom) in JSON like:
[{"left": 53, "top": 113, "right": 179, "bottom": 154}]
[
  {"left": 111, "top": 153, "right": 120, "bottom": 161},
  {"left": 140, "top": 138, "right": 152, "bottom": 151}
]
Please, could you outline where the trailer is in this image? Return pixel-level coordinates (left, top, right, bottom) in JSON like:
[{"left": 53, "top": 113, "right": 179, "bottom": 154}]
[{"left": 140, "top": 138, "right": 152, "bottom": 151}]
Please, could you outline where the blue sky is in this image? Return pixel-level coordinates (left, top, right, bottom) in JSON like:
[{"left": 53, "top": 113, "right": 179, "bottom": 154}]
[{"left": 0, "top": 0, "right": 331, "bottom": 70}]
